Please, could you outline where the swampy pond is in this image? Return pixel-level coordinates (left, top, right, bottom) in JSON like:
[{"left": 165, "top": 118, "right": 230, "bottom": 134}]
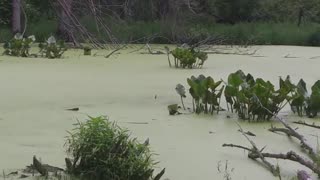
[{"left": 0, "top": 45, "right": 320, "bottom": 180}]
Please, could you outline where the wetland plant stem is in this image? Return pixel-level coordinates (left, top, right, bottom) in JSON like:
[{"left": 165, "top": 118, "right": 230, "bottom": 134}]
[{"left": 180, "top": 96, "right": 186, "bottom": 110}]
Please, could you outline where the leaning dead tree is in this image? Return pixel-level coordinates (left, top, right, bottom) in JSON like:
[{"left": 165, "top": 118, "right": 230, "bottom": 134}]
[
  {"left": 50, "top": 0, "right": 120, "bottom": 49},
  {"left": 223, "top": 95, "right": 320, "bottom": 179}
]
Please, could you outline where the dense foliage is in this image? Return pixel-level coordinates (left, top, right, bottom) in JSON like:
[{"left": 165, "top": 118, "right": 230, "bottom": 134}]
[{"left": 65, "top": 116, "right": 165, "bottom": 180}]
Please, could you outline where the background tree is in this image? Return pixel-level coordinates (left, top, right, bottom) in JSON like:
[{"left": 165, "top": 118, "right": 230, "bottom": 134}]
[{"left": 12, "top": 0, "right": 21, "bottom": 33}]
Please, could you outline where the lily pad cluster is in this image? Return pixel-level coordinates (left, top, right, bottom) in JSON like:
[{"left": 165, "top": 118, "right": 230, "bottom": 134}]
[
  {"left": 39, "top": 36, "right": 67, "bottom": 59},
  {"left": 284, "top": 78, "right": 320, "bottom": 118},
  {"left": 170, "top": 48, "right": 208, "bottom": 69},
  {"left": 225, "top": 70, "right": 289, "bottom": 121},
  {"left": 175, "top": 75, "right": 225, "bottom": 115},
  {"left": 3, "top": 33, "right": 36, "bottom": 57}
]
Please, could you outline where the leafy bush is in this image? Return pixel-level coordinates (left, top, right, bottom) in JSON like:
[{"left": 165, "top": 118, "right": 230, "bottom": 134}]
[
  {"left": 65, "top": 116, "right": 165, "bottom": 180},
  {"left": 224, "top": 70, "right": 290, "bottom": 121},
  {"left": 39, "top": 36, "right": 67, "bottom": 59},
  {"left": 170, "top": 48, "right": 208, "bottom": 69},
  {"left": 3, "top": 33, "right": 36, "bottom": 57}
]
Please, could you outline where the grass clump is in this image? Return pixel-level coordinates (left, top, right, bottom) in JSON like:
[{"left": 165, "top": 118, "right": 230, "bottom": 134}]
[{"left": 65, "top": 116, "right": 165, "bottom": 180}]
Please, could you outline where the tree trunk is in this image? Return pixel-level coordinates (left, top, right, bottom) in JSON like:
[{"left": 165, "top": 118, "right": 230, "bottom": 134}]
[
  {"left": 12, "top": 0, "right": 21, "bottom": 34},
  {"left": 57, "top": 0, "right": 74, "bottom": 42},
  {"left": 297, "top": 7, "right": 304, "bottom": 27}
]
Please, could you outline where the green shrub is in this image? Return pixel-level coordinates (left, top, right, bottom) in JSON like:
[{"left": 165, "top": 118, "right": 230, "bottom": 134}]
[
  {"left": 65, "top": 116, "right": 165, "bottom": 180},
  {"left": 39, "top": 36, "right": 67, "bottom": 59},
  {"left": 3, "top": 33, "right": 36, "bottom": 57}
]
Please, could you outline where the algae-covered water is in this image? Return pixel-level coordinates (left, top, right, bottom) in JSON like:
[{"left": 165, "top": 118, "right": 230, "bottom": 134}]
[{"left": 0, "top": 45, "right": 320, "bottom": 180}]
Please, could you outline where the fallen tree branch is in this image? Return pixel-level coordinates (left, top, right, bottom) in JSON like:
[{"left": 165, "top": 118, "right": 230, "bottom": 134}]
[
  {"left": 105, "top": 44, "right": 127, "bottom": 58},
  {"left": 140, "top": 44, "right": 165, "bottom": 55},
  {"left": 236, "top": 123, "right": 279, "bottom": 176},
  {"left": 253, "top": 95, "right": 316, "bottom": 156},
  {"left": 223, "top": 143, "right": 320, "bottom": 176},
  {"left": 205, "top": 49, "right": 257, "bottom": 56},
  {"left": 293, "top": 121, "right": 320, "bottom": 129}
]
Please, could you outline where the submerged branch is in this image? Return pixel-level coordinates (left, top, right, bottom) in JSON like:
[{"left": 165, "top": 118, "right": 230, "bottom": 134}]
[
  {"left": 254, "top": 95, "right": 317, "bottom": 156},
  {"left": 293, "top": 121, "right": 320, "bottom": 129},
  {"left": 237, "top": 123, "right": 279, "bottom": 176},
  {"left": 223, "top": 143, "right": 320, "bottom": 176},
  {"left": 105, "top": 44, "right": 127, "bottom": 58}
]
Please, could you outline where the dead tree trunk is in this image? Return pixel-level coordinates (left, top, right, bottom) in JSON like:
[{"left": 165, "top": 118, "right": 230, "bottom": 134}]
[
  {"left": 12, "top": 0, "right": 21, "bottom": 34},
  {"left": 57, "top": 0, "right": 74, "bottom": 42}
]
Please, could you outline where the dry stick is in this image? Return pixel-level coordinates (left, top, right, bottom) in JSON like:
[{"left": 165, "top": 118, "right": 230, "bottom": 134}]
[{"left": 293, "top": 121, "right": 320, "bottom": 129}]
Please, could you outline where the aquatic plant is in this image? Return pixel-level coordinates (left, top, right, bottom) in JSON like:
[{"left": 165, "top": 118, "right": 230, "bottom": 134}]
[
  {"left": 288, "top": 79, "right": 320, "bottom": 118},
  {"left": 224, "top": 70, "right": 289, "bottom": 121},
  {"left": 65, "top": 116, "right": 165, "bottom": 180},
  {"left": 175, "top": 75, "right": 224, "bottom": 115},
  {"left": 39, "top": 36, "right": 67, "bottom": 59},
  {"left": 169, "top": 48, "right": 207, "bottom": 69},
  {"left": 3, "top": 33, "right": 36, "bottom": 57},
  {"left": 175, "top": 84, "right": 186, "bottom": 110}
]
